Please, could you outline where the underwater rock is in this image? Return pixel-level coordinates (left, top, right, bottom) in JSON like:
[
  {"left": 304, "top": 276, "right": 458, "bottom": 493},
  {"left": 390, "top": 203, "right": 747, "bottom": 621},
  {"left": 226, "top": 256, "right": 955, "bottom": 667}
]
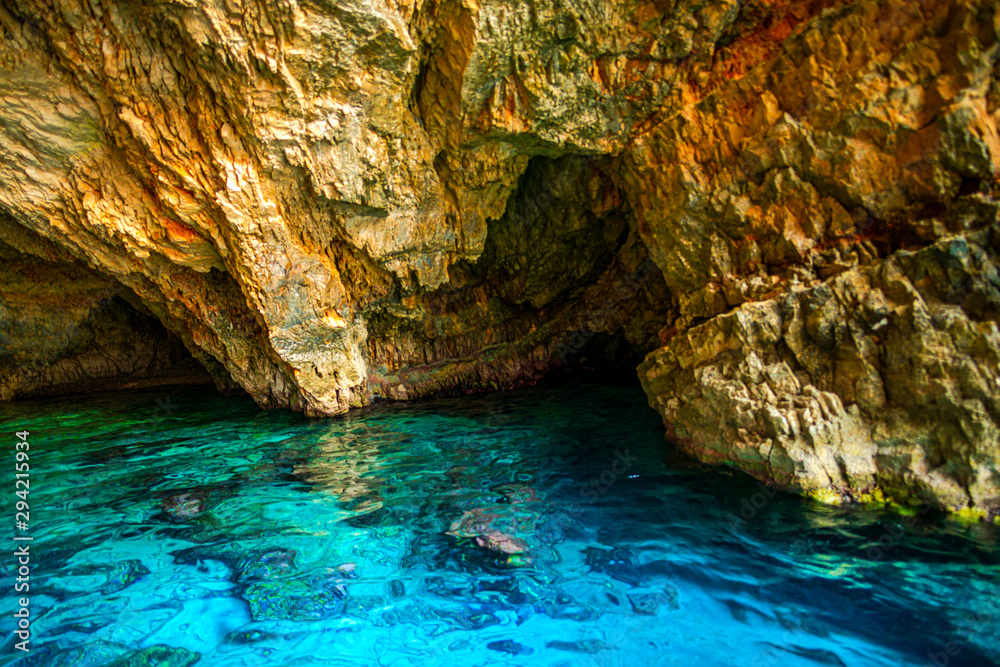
[
  {"left": 224, "top": 629, "right": 277, "bottom": 645},
  {"left": 545, "top": 639, "right": 616, "bottom": 654},
  {"left": 0, "top": 0, "right": 997, "bottom": 515},
  {"left": 628, "top": 593, "right": 661, "bottom": 616},
  {"left": 628, "top": 585, "right": 682, "bottom": 615},
  {"left": 242, "top": 578, "right": 347, "bottom": 622},
  {"left": 102, "top": 645, "right": 201, "bottom": 667},
  {"left": 487, "top": 640, "right": 534, "bottom": 656},
  {"left": 447, "top": 507, "right": 534, "bottom": 556},
  {"left": 236, "top": 549, "right": 297, "bottom": 582},
  {"left": 100, "top": 560, "right": 152, "bottom": 596},
  {"left": 160, "top": 493, "right": 207, "bottom": 522},
  {"left": 474, "top": 532, "right": 530, "bottom": 555},
  {"left": 537, "top": 593, "right": 597, "bottom": 623},
  {"left": 60, "top": 560, "right": 152, "bottom": 597},
  {"left": 584, "top": 546, "right": 643, "bottom": 586},
  {"left": 25, "top": 640, "right": 127, "bottom": 667},
  {"left": 235, "top": 549, "right": 354, "bottom": 621}
]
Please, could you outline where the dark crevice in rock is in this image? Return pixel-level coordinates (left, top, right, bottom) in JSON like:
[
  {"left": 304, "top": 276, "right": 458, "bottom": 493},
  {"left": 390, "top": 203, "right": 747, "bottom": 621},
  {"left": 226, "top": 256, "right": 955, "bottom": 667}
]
[{"left": 365, "top": 154, "right": 675, "bottom": 400}]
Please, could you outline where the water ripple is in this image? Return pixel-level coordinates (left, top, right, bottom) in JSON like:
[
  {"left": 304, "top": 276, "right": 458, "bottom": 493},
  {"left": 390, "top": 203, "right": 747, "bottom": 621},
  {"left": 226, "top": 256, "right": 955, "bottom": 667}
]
[{"left": 1, "top": 383, "right": 997, "bottom": 666}]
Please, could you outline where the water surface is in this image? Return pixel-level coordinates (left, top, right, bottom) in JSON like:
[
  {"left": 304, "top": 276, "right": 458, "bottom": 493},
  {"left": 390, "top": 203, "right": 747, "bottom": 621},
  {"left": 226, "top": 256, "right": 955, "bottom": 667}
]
[{"left": 1, "top": 382, "right": 998, "bottom": 666}]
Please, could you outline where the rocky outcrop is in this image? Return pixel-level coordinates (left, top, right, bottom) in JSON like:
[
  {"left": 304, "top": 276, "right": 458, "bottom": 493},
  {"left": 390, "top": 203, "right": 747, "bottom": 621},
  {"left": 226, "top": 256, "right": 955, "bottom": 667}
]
[
  {"left": 640, "top": 232, "right": 1000, "bottom": 513},
  {"left": 626, "top": 0, "right": 1000, "bottom": 515},
  {"left": 0, "top": 0, "right": 692, "bottom": 414},
  {"left": 0, "top": 0, "right": 997, "bottom": 515}
]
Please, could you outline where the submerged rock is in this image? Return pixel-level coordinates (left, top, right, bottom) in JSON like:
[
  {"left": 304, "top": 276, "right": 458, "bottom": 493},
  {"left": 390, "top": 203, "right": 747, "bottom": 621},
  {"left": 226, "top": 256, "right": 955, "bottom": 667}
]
[
  {"left": 473, "top": 531, "right": 530, "bottom": 555},
  {"left": 487, "top": 640, "right": 534, "bottom": 656},
  {"left": 447, "top": 505, "right": 535, "bottom": 557},
  {"left": 628, "top": 585, "right": 682, "bottom": 615},
  {"left": 584, "top": 546, "right": 643, "bottom": 586},
  {"left": 160, "top": 493, "right": 207, "bottom": 522},
  {"left": 100, "top": 560, "right": 152, "bottom": 596},
  {"left": 223, "top": 629, "right": 277, "bottom": 645},
  {"left": 236, "top": 549, "right": 297, "bottom": 582},
  {"left": 545, "top": 639, "right": 616, "bottom": 654},
  {"left": 242, "top": 578, "right": 348, "bottom": 622},
  {"left": 102, "top": 646, "right": 201, "bottom": 667}
]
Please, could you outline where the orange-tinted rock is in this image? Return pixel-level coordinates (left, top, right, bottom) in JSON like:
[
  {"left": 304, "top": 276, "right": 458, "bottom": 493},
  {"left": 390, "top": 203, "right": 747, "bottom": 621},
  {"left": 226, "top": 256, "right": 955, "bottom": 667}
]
[{"left": 1, "top": 0, "right": 998, "bottom": 515}]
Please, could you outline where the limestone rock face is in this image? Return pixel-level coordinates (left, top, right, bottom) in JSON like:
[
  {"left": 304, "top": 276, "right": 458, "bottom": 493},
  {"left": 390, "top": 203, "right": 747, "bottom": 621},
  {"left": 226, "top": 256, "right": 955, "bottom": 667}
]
[
  {"left": 0, "top": 0, "right": 998, "bottom": 514},
  {"left": 627, "top": 0, "right": 1000, "bottom": 515},
  {"left": 0, "top": 0, "right": 697, "bottom": 414},
  {"left": 640, "top": 233, "right": 1000, "bottom": 512}
]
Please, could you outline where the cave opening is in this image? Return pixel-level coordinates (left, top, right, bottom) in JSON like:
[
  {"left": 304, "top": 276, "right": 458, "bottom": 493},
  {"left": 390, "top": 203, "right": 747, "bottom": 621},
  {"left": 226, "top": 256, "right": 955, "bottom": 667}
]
[
  {"left": 0, "top": 244, "right": 214, "bottom": 400},
  {"left": 364, "top": 153, "right": 676, "bottom": 402},
  {"left": 0, "top": 0, "right": 998, "bottom": 660}
]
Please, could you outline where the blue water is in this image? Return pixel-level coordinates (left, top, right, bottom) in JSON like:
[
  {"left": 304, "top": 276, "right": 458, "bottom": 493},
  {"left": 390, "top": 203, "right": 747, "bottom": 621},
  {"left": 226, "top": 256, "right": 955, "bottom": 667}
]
[{"left": 1, "top": 382, "right": 998, "bottom": 667}]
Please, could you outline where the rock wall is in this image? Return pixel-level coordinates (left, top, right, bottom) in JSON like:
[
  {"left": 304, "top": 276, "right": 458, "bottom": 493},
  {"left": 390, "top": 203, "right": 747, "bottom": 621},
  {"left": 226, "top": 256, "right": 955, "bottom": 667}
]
[
  {"left": 0, "top": 216, "right": 216, "bottom": 398},
  {"left": 0, "top": 0, "right": 998, "bottom": 515},
  {"left": 627, "top": 0, "right": 1000, "bottom": 515},
  {"left": 640, "top": 233, "right": 1000, "bottom": 513}
]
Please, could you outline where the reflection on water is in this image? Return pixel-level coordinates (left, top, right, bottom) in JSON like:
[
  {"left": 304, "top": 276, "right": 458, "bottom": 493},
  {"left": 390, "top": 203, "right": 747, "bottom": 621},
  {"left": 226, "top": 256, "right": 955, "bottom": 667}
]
[{"left": 1, "top": 382, "right": 998, "bottom": 667}]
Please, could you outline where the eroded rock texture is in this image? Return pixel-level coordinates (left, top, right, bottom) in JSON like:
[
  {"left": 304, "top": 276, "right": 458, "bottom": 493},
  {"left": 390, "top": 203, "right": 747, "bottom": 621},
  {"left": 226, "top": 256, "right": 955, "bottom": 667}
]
[
  {"left": 632, "top": 0, "right": 1000, "bottom": 515},
  {"left": 0, "top": 0, "right": 998, "bottom": 514},
  {"left": 0, "top": 216, "right": 215, "bottom": 398}
]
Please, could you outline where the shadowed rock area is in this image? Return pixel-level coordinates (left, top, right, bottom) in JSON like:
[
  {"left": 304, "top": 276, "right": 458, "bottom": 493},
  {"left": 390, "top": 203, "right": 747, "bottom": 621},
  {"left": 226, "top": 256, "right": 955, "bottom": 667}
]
[
  {"left": 0, "top": 0, "right": 998, "bottom": 516},
  {"left": 0, "top": 221, "right": 217, "bottom": 398}
]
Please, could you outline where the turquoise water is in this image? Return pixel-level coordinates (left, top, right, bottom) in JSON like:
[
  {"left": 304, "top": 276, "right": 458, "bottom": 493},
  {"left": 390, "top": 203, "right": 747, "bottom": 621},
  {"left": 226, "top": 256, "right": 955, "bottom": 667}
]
[{"left": 1, "top": 382, "right": 998, "bottom": 667}]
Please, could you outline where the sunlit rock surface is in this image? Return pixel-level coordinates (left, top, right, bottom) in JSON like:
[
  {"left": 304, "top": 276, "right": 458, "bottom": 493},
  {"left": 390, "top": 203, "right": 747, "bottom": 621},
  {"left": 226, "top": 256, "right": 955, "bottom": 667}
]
[{"left": 0, "top": 0, "right": 998, "bottom": 514}]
